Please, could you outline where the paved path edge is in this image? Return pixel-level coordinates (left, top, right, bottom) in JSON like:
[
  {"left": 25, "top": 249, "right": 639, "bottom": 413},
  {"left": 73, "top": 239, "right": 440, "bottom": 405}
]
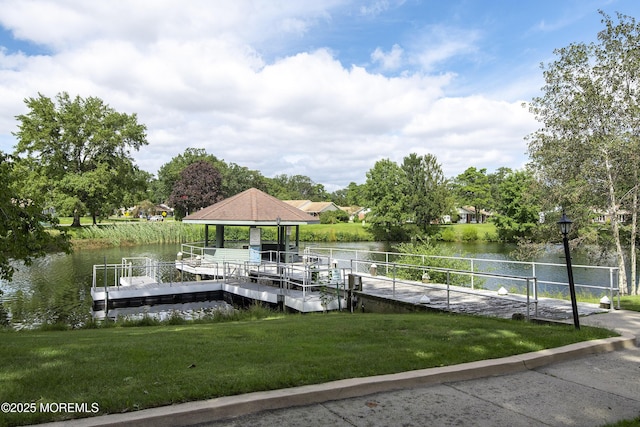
[{"left": 41, "top": 333, "right": 637, "bottom": 427}]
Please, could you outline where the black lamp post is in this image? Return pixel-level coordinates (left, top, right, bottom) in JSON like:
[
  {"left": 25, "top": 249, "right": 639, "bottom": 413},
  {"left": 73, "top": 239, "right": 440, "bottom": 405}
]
[{"left": 558, "top": 212, "right": 580, "bottom": 329}]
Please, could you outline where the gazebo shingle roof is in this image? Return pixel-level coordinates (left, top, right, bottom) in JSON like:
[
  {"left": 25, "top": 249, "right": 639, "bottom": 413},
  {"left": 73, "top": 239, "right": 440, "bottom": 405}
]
[{"left": 182, "top": 188, "right": 319, "bottom": 226}]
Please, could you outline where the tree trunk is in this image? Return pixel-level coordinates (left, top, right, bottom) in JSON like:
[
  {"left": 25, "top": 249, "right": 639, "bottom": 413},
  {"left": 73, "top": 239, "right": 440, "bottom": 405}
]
[
  {"left": 605, "top": 155, "right": 628, "bottom": 295},
  {"left": 71, "top": 210, "right": 81, "bottom": 227},
  {"left": 632, "top": 183, "right": 638, "bottom": 296}
]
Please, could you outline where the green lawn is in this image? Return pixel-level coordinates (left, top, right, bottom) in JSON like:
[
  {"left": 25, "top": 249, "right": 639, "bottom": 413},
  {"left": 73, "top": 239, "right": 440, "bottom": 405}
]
[
  {"left": 299, "top": 222, "right": 374, "bottom": 241},
  {"left": 436, "top": 223, "right": 499, "bottom": 241},
  {"left": 0, "top": 311, "right": 615, "bottom": 426},
  {"left": 620, "top": 295, "right": 640, "bottom": 311}
]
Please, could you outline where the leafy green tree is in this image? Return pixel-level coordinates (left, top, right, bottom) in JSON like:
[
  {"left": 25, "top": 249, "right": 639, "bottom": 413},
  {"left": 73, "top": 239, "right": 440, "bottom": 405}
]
[
  {"left": 401, "top": 153, "right": 452, "bottom": 232},
  {"left": 122, "top": 169, "right": 155, "bottom": 213},
  {"left": 155, "top": 148, "right": 221, "bottom": 203},
  {"left": 451, "top": 167, "right": 492, "bottom": 223},
  {"left": 491, "top": 170, "right": 541, "bottom": 242},
  {"left": 168, "top": 161, "right": 223, "bottom": 219},
  {"left": 0, "top": 153, "right": 71, "bottom": 282},
  {"left": 267, "top": 174, "right": 328, "bottom": 201},
  {"left": 156, "top": 148, "right": 267, "bottom": 202},
  {"left": 329, "top": 188, "right": 348, "bottom": 206},
  {"left": 330, "top": 182, "right": 366, "bottom": 207},
  {"left": 363, "top": 159, "right": 406, "bottom": 239},
  {"left": 218, "top": 162, "right": 268, "bottom": 198},
  {"left": 487, "top": 167, "right": 513, "bottom": 211},
  {"left": 13, "top": 92, "right": 148, "bottom": 226},
  {"left": 527, "top": 11, "right": 640, "bottom": 295},
  {"left": 319, "top": 210, "right": 349, "bottom": 224}
]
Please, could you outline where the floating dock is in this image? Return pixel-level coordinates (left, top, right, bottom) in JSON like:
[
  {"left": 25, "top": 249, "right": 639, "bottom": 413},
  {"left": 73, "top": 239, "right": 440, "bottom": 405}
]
[
  {"left": 92, "top": 279, "right": 346, "bottom": 319},
  {"left": 90, "top": 253, "right": 611, "bottom": 322},
  {"left": 90, "top": 256, "right": 347, "bottom": 319}
]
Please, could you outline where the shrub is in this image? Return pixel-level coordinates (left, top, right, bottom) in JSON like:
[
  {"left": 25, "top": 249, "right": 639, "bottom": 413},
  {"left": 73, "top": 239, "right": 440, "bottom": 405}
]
[
  {"left": 438, "top": 228, "right": 456, "bottom": 242},
  {"left": 319, "top": 210, "right": 349, "bottom": 224},
  {"left": 392, "top": 242, "right": 473, "bottom": 287},
  {"left": 462, "top": 227, "right": 478, "bottom": 241}
]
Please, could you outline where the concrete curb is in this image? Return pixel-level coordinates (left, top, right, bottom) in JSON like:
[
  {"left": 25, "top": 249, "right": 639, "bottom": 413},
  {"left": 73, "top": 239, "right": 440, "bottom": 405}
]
[{"left": 41, "top": 333, "right": 637, "bottom": 427}]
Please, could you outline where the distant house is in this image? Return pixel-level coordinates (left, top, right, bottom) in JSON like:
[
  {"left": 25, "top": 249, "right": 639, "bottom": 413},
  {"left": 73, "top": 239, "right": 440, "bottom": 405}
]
[
  {"left": 339, "top": 206, "right": 367, "bottom": 222},
  {"left": 155, "top": 204, "right": 174, "bottom": 217},
  {"left": 592, "top": 209, "right": 631, "bottom": 224},
  {"left": 283, "top": 200, "right": 340, "bottom": 217},
  {"left": 457, "top": 206, "right": 491, "bottom": 224}
]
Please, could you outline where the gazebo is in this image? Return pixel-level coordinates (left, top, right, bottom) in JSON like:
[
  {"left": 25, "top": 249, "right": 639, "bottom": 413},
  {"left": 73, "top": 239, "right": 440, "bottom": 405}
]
[{"left": 182, "top": 188, "right": 319, "bottom": 262}]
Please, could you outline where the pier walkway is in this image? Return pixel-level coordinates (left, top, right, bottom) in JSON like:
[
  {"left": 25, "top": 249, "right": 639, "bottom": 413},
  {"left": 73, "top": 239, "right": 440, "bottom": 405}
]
[{"left": 91, "top": 256, "right": 608, "bottom": 321}]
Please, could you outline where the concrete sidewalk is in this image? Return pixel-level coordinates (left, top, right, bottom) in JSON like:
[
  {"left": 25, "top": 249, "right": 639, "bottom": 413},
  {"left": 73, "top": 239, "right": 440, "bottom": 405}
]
[{"left": 40, "top": 310, "right": 640, "bottom": 427}]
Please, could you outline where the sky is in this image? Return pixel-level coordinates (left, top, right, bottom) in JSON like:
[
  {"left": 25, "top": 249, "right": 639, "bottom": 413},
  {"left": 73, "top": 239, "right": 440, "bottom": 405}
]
[{"left": 1, "top": 0, "right": 639, "bottom": 192}]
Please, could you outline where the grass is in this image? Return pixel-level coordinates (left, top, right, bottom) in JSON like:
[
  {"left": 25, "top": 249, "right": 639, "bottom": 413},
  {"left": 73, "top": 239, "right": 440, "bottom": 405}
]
[
  {"left": 606, "top": 417, "right": 640, "bottom": 427},
  {"left": 298, "top": 222, "right": 374, "bottom": 241},
  {"left": 67, "top": 221, "right": 205, "bottom": 248},
  {"left": 0, "top": 311, "right": 616, "bottom": 426},
  {"left": 436, "top": 223, "right": 499, "bottom": 242},
  {"left": 60, "top": 219, "right": 376, "bottom": 247},
  {"left": 59, "top": 217, "right": 504, "bottom": 247},
  {"left": 620, "top": 295, "right": 640, "bottom": 311}
]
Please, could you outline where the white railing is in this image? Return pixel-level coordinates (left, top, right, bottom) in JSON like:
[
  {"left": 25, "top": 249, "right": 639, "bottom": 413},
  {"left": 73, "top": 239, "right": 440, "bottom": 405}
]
[
  {"left": 349, "top": 258, "right": 539, "bottom": 319},
  {"left": 308, "top": 246, "right": 620, "bottom": 308},
  {"left": 92, "top": 259, "right": 217, "bottom": 289}
]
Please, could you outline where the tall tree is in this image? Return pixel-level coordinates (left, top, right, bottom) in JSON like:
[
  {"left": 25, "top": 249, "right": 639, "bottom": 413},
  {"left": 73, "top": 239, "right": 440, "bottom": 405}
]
[
  {"left": 401, "top": 153, "right": 452, "bottom": 231},
  {"left": 451, "top": 167, "right": 492, "bottom": 223},
  {"left": 363, "top": 158, "right": 406, "bottom": 238},
  {"left": 487, "top": 167, "right": 513, "bottom": 211},
  {"left": 168, "top": 161, "right": 223, "bottom": 219},
  {"left": 13, "top": 92, "right": 147, "bottom": 226},
  {"left": 155, "top": 148, "right": 222, "bottom": 203},
  {"left": 0, "top": 153, "right": 70, "bottom": 281},
  {"left": 156, "top": 148, "right": 267, "bottom": 202},
  {"left": 267, "top": 174, "right": 328, "bottom": 201},
  {"left": 217, "top": 162, "right": 268, "bottom": 198},
  {"left": 491, "top": 170, "right": 541, "bottom": 242},
  {"left": 527, "top": 11, "right": 640, "bottom": 295}
]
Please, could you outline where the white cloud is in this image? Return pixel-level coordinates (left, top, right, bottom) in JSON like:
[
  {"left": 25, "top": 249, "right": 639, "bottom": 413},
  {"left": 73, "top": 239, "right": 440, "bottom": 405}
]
[
  {"left": 371, "top": 44, "right": 404, "bottom": 71},
  {"left": 409, "top": 25, "right": 482, "bottom": 72},
  {"left": 0, "top": 0, "right": 540, "bottom": 192}
]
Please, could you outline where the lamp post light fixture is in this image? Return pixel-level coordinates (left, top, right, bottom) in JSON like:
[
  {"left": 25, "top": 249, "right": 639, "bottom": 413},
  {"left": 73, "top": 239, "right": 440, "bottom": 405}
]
[{"left": 558, "top": 211, "right": 580, "bottom": 330}]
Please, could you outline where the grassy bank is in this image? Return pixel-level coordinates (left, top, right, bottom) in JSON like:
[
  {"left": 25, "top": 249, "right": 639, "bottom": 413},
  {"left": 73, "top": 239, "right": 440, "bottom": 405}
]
[
  {"left": 0, "top": 311, "right": 615, "bottom": 426},
  {"left": 65, "top": 220, "right": 375, "bottom": 248},
  {"left": 59, "top": 217, "right": 504, "bottom": 248},
  {"left": 63, "top": 219, "right": 500, "bottom": 248},
  {"left": 67, "top": 221, "right": 205, "bottom": 248},
  {"left": 435, "top": 223, "right": 499, "bottom": 242}
]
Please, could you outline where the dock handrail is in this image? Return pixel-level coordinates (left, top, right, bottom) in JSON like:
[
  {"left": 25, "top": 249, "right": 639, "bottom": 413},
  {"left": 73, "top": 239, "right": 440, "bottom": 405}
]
[
  {"left": 349, "top": 258, "right": 539, "bottom": 319},
  {"left": 308, "top": 246, "right": 620, "bottom": 309}
]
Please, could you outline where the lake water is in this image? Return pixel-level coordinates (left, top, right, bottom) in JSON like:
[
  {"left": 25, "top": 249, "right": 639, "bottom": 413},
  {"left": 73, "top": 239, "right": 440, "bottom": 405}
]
[{"left": 0, "top": 241, "right": 620, "bottom": 327}]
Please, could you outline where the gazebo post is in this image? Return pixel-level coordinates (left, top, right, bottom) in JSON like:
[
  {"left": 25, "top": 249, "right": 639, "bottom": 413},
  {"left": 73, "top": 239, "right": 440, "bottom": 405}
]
[{"left": 216, "top": 225, "right": 224, "bottom": 248}]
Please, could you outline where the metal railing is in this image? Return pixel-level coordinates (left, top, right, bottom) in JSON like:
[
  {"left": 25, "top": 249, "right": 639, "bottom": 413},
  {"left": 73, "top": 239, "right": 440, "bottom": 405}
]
[
  {"left": 308, "top": 246, "right": 620, "bottom": 308},
  {"left": 229, "top": 252, "right": 349, "bottom": 309},
  {"left": 349, "top": 258, "right": 539, "bottom": 319},
  {"left": 92, "top": 258, "right": 219, "bottom": 290}
]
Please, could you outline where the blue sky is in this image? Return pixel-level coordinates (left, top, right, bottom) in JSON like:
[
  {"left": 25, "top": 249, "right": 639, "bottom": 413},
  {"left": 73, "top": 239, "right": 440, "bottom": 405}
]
[{"left": 1, "top": 0, "right": 639, "bottom": 191}]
